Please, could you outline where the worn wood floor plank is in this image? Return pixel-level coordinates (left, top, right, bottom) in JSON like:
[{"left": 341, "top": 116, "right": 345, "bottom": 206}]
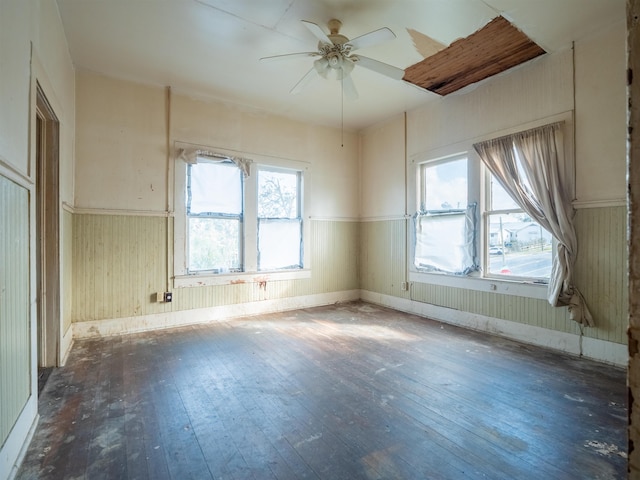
[{"left": 16, "top": 302, "right": 626, "bottom": 480}]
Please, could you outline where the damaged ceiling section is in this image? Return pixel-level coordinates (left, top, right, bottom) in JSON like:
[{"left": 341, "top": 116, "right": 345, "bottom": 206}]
[{"left": 403, "top": 16, "right": 546, "bottom": 96}]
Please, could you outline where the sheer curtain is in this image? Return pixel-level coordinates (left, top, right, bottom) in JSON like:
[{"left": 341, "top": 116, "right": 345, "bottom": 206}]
[{"left": 473, "top": 123, "right": 593, "bottom": 326}]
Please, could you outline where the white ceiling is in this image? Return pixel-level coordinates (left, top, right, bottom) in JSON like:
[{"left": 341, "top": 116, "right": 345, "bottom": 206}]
[{"left": 56, "top": 0, "right": 624, "bottom": 130}]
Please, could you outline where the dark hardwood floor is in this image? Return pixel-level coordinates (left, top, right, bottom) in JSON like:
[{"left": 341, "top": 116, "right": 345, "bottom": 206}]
[{"left": 17, "top": 302, "right": 627, "bottom": 479}]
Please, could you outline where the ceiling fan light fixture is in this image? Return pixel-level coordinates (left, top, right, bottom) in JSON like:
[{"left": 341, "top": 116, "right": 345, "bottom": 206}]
[
  {"left": 314, "top": 57, "right": 330, "bottom": 78},
  {"left": 337, "top": 57, "right": 355, "bottom": 79}
]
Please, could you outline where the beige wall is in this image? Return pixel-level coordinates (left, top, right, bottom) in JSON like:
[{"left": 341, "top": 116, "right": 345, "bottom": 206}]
[
  {"left": 360, "top": 114, "right": 406, "bottom": 219},
  {"left": 73, "top": 72, "right": 360, "bottom": 325},
  {"left": 75, "top": 73, "right": 166, "bottom": 212},
  {"left": 0, "top": 1, "right": 75, "bottom": 479},
  {"left": 76, "top": 72, "right": 360, "bottom": 219},
  {"left": 359, "top": 21, "right": 627, "bottom": 352},
  {"left": 574, "top": 20, "right": 627, "bottom": 205},
  {"left": 406, "top": 47, "right": 574, "bottom": 160},
  {"left": 358, "top": 27, "right": 625, "bottom": 218}
]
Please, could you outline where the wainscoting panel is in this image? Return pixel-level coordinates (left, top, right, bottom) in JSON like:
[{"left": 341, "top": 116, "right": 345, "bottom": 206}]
[
  {"left": 310, "top": 220, "right": 359, "bottom": 294},
  {"left": 72, "top": 215, "right": 359, "bottom": 325},
  {"left": 0, "top": 175, "right": 31, "bottom": 447},
  {"left": 72, "top": 214, "right": 170, "bottom": 322},
  {"left": 62, "top": 210, "right": 73, "bottom": 335},
  {"left": 359, "top": 209, "right": 627, "bottom": 345},
  {"left": 360, "top": 219, "right": 410, "bottom": 299},
  {"left": 573, "top": 206, "right": 628, "bottom": 343}
]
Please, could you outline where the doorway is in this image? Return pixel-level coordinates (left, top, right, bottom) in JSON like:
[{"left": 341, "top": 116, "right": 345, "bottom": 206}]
[{"left": 35, "top": 84, "right": 60, "bottom": 388}]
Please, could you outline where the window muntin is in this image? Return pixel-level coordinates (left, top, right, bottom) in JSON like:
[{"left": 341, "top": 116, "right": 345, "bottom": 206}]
[
  {"left": 485, "top": 169, "right": 552, "bottom": 281},
  {"left": 187, "top": 161, "right": 243, "bottom": 273},
  {"left": 257, "top": 168, "right": 302, "bottom": 270}
]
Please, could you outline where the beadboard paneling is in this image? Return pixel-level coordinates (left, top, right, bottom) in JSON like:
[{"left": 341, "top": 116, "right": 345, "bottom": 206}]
[
  {"left": 0, "top": 175, "right": 31, "bottom": 447},
  {"left": 72, "top": 214, "right": 171, "bottom": 322},
  {"left": 409, "top": 282, "right": 578, "bottom": 336},
  {"left": 310, "top": 220, "right": 359, "bottom": 294},
  {"left": 360, "top": 219, "right": 410, "bottom": 299},
  {"left": 72, "top": 210, "right": 626, "bottom": 345},
  {"left": 359, "top": 211, "right": 627, "bottom": 344},
  {"left": 62, "top": 210, "right": 73, "bottom": 334},
  {"left": 72, "top": 215, "right": 359, "bottom": 322},
  {"left": 573, "top": 206, "right": 628, "bottom": 343}
]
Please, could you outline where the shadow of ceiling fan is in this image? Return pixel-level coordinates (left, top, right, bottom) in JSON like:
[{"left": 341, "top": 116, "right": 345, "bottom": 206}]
[{"left": 261, "top": 19, "right": 404, "bottom": 99}]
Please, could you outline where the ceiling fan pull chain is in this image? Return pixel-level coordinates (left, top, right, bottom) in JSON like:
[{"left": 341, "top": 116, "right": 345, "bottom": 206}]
[{"left": 341, "top": 77, "right": 344, "bottom": 148}]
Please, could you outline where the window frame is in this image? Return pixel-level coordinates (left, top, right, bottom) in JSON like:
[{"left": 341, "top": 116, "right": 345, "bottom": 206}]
[
  {"left": 407, "top": 112, "right": 573, "bottom": 299},
  {"left": 173, "top": 144, "right": 311, "bottom": 288},
  {"left": 256, "top": 165, "right": 304, "bottom": 271},
  {"left": 413, "top": 154, "right": 476, "bottom": 275},
  {"left": 186, "top": 159, "right": 244, "bottom": 274}
]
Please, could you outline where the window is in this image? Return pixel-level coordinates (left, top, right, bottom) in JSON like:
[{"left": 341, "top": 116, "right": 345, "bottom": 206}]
[
  {"left": 187, "top": 160, "right": 243, "bottom": 273},
  {"left": 174, "top": 145, "right": 310, "bottom": 287},
  {"left": 484, "top": 159, "right": 552, "bottom": 282},
  {"left": 414, "top": 155, "right": 476, "bottom": 274},
  {"left": 409, "top": 115, "right": 572, "bottom": 299},
  {"left": 257, "top": 167, "right": 302, "bottom": 270}
]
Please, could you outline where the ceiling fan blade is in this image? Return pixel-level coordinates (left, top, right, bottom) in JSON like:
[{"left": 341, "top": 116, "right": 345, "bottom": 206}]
[
  {"left": 302, "top": 20, "right": 332, "bottom": 45},
  {"left": 260, "top": 52, "right": 320, "bottom": 62},
  {"left": 347, "top": 27, "right": 396, "bottom": 51},
  {"left": 342, "top": 75, "right": 359, "bottom": 100},
  {"left": 290, "top": 67, "right": 318, "bottom": 95},
  {"left": 354, "top": 55, "right": 405, "bottom": 80}
]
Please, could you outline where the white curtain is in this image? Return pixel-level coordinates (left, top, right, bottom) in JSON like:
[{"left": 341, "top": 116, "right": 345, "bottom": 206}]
[{"left": 473, "top": 123, "right": 594, "bottom": 326}]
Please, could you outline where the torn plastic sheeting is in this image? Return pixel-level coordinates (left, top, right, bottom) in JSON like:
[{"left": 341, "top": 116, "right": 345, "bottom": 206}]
[{"left": 414, "top": 203, "right": 477, "bottom": 275}]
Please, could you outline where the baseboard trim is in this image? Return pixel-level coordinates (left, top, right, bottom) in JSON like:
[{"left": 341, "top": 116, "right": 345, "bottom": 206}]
[
  {"left": 361, "top": 290, "right": 627, "bottom": 367},
  {"left": 1, "top": 397, "right": 37, "bottom": 480},
  {"left": 72, "top": 290, "right": 361, "bottom": 339},
  {"left": 71, "top": 289, "right": 626, "bottom": 366}
]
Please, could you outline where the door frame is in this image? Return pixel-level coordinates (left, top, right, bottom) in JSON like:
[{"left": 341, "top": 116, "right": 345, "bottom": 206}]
[{"left": 35, "top": 83, "right": 60, "bottom": 368}]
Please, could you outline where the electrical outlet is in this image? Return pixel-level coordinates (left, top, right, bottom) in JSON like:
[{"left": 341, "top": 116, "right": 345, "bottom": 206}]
[
  {"left": 164, "top": 292, "right": 172, "bottom": 303},
  {"left": 401, "top": 282, "right": 409, "bottom": 291},
  {"left": 156, "top": 291, "right": 165, "bottom": 303}
]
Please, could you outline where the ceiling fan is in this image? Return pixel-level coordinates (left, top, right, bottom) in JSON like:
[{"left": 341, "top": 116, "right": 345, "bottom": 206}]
[{"left": 261, "top": 19, "right": 405, "bottom": 99}]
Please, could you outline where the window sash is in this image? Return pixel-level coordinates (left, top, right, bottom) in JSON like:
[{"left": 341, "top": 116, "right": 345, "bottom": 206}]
[
  {"left": 187, "top": 161, "right": 243, "bottom": 215},
  {"left": 484, "top": 170, "right": 552, "bottom": 281},
  {"left": 257, "top": 167, "right": 302, "bottom": 220},
  {"left": 414, "top": 155, "right": 475, "bottom": 275},
  {"left": 186, "top": 160, "right": 244, "bottom": 273},
  {"left": 257, "top": 218, "right": 303, "bottom": 271},
  {"left": 188, "top": 216, "right": 243, "bottom": 273},
  {"left": 418, "top": 156, "right": 467, "bottom": 214}
]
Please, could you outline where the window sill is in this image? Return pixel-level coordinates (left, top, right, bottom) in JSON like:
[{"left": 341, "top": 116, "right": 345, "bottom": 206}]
[
  {"left": 409, "top": 270, "right": 548, "bottom": 300},
  {"left": 174, "top": 269, "right": 311, "bottom": 288}
]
